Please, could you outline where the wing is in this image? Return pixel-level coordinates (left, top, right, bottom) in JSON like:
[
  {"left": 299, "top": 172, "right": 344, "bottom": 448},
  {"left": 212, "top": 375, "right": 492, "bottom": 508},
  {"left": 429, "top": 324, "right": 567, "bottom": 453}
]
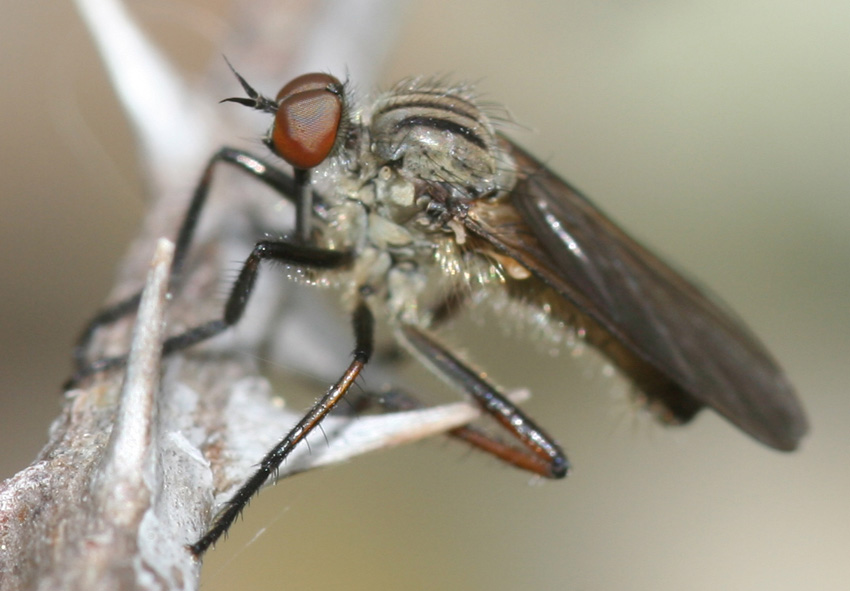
[{"left": 463, "top": 141, "right": 807, "bottom": 451}]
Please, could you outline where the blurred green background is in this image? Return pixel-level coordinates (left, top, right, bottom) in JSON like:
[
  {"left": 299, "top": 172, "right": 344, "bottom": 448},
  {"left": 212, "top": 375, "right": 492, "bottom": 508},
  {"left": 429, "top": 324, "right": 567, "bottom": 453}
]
[{"left": 2, "top": 1, "right": 848, "bottom": 589}]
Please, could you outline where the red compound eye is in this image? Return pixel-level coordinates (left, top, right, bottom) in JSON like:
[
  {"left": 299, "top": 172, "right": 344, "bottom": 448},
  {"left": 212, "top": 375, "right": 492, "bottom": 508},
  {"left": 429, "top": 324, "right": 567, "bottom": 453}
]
[{"left": 271, "top": 73, "right": 343, "bottom": 169}]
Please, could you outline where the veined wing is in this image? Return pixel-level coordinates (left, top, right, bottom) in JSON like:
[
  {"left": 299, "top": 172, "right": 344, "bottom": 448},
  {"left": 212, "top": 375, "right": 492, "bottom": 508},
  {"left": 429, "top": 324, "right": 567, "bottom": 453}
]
[{"left": 464, "top": 142, "right": 807, "bottom": 451}]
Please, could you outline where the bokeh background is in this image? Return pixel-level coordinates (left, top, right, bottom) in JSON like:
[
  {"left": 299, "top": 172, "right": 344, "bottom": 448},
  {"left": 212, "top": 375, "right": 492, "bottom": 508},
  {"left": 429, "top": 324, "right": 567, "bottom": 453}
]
[{"left": 2, "top": 2, "right": 848, "bottom": 589}]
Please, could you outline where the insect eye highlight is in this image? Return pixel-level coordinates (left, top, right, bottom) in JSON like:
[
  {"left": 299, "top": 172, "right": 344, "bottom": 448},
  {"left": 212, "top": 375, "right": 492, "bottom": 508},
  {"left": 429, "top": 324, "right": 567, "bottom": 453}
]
[{"left": 271, "top": 73, "right": 343, "bottom": 169}]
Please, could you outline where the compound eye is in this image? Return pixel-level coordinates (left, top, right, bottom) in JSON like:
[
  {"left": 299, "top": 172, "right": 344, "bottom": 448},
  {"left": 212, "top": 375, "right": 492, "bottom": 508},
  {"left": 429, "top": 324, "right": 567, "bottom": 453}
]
[{"left": 271, "top": 73, "right": 343, "bottom": 169}]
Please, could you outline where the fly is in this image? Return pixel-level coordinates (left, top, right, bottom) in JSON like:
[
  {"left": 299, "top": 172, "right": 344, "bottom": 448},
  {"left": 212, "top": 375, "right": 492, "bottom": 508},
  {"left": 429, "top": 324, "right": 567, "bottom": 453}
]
[{"left": 68, "top": 64, "right": 808, "bottom": 555}]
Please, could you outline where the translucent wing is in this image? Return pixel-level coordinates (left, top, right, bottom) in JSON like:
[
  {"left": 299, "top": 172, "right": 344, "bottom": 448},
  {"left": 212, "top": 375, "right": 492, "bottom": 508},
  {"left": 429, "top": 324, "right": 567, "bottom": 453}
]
[{"left": 464, "top": 142, "right": 807, "bottom": 450}]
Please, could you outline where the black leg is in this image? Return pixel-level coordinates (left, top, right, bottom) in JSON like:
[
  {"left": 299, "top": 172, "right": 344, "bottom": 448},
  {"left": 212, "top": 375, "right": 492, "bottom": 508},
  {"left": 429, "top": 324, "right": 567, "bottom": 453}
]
[
  {"left": 189, "top": 302, "right": 375, "bottom": 556},
  {"left": 366, "top": 388, "right": 541, "bottom": 468},
  {"left": 398, "top": 325, "right": 569, "bottom": 479},
  {"left": 68, "top": 240, "right": 352, "bottom": 386},
  {"left": 70, "top": 293, "right": 143, "bottom": 372},
  {"left": 69, "top": 147, "right": 306, "bottom": 378}
]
